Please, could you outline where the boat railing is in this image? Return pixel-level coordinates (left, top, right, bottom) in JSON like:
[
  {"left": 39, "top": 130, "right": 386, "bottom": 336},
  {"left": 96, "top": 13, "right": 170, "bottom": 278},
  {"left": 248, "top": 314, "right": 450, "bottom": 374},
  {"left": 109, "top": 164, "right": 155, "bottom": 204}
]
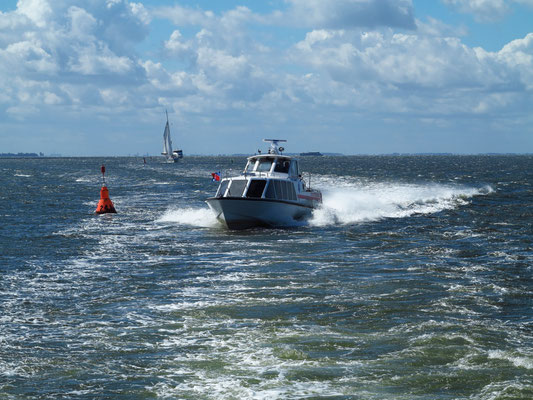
[{"left": 301, "top": 171, "right": 313, "bottom": 190}]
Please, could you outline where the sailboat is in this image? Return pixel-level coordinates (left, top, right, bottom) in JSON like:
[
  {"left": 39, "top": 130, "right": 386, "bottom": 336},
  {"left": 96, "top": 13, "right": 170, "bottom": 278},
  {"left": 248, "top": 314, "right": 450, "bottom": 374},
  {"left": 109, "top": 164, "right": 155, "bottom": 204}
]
[{"left": 161, "top": 110, "right": 183, "bottom": 163}]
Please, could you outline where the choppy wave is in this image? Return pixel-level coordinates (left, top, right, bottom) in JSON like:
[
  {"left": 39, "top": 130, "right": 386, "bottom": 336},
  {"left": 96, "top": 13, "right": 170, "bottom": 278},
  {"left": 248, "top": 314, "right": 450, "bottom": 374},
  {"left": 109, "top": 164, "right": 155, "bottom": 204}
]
[{"left": 2, "top": 155, "right": 531, "bottom": 400}]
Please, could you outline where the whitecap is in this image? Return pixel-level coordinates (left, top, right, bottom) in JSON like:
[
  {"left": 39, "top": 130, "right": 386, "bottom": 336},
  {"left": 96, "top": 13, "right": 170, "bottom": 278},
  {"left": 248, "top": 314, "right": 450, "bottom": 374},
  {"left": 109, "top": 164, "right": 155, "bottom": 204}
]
[{"left": 488, "top": 350, "right": 533, "bottom": 369}]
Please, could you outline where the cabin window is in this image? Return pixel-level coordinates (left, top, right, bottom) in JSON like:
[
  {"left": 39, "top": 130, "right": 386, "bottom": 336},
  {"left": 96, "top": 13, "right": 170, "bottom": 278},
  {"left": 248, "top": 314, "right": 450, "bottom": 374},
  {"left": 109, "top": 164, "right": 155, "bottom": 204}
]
[
  {"left": 244, "top": 160, "right": 255, "bottom": 174},
  {"left": 267, "top": 179, "right": 297, "bottom": 201},
  {"left": 288, "top": 182, "right": 297, "bottom": 200},
  {"left": 274, "top": 180, "right": 282, "bottom": 199},
  {"left": 216, "top": 180, "right": 229, "bottom": 197},
  {"left": 256, "top": 158, "right": 273, "bottom": 173},
  {"left": 227, "top": 179, "right": 247, "bottom": 197},
  {"left": 278, "top": 182, "right": 289, "bottom": 200},
  {"left": 246, "top": 179, "right": 267, "bottom": 198},
  {"left": 289, "top": 161, "right": 299, "bottom": 177},
  {"left": 265, "top": 180, "right": 276, "bottom": 199},
  {"left": 274, "top": 160, "right": 290, "bottom": 173}
]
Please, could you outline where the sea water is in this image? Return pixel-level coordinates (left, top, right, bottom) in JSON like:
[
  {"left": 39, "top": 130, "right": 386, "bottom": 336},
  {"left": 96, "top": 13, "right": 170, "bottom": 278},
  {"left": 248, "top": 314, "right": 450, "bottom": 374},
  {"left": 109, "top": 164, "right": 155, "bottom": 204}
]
[{"left": 0, "top": 155, "right": 532, "bottom": 399}]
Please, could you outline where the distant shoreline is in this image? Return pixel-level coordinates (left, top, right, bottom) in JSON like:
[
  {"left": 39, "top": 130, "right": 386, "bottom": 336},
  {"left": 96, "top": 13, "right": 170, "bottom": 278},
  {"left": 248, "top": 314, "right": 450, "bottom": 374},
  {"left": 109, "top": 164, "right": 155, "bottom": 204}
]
[
  {"left": 0, "top": 153, "right": 43, "bottom": 158},
  {"left": 1, "top": 153, "right": 531, "bottom": 158}
]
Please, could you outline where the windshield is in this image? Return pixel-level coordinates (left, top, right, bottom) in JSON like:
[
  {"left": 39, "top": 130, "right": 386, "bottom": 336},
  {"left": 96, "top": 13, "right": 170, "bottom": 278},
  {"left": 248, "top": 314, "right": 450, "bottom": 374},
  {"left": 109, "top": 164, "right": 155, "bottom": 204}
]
[
  {"left": 274, "top": 159, "right": 290, "bottom": 173},
  {"left": 256, "top": 158, "right": 273, "bottom": 173},
  {"left": 244, "top": 160, "right": 255, "bottom": 173}
]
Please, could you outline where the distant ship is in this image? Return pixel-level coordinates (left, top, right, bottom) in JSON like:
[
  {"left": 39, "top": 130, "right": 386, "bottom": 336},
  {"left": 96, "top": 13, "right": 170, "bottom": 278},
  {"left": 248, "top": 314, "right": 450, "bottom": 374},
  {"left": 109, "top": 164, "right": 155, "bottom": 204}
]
[
  {"left": 299, "top": 152, "right": 323, "bottom": 156},
  {"left": 161, "top": 110, "right": 183, "bottom": 163}
]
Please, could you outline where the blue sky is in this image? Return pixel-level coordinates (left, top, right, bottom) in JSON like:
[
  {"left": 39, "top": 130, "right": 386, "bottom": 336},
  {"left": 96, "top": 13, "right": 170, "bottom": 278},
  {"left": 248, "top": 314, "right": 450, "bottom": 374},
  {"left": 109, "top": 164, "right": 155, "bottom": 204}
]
[{"left": 1, "top": 0, "right": 532, "bottom": 156}]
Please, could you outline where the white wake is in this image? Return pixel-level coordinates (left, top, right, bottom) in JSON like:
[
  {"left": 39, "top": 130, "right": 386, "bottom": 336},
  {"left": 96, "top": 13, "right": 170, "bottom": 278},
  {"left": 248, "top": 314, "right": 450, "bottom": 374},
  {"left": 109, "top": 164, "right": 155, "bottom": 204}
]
[
  {"left": 310, "top": 181, "right": 492, "bottom": 226},
  {"left": 158, "top": 207, "right": 219, "bottom": 228},
  {"left": 157, "top": 181, "right": 492, "bottom": 229}
]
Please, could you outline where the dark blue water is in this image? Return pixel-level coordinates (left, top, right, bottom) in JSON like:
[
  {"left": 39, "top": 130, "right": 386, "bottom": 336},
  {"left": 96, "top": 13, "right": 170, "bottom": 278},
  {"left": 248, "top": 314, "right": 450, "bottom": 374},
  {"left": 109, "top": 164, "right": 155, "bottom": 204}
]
[{"left": 1, "top": 155, "right": 532, "bottom": 399}]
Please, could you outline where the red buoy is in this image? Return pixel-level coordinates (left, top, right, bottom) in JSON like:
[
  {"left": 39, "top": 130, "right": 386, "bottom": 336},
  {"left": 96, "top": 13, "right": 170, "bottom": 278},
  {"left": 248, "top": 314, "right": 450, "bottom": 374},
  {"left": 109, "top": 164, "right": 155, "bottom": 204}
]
[
  {"left": 95, "top": 185, "right": 116, "bottom": 214},
  {"left": 95, "top": 164, "right": 116, "bottom": 214}
]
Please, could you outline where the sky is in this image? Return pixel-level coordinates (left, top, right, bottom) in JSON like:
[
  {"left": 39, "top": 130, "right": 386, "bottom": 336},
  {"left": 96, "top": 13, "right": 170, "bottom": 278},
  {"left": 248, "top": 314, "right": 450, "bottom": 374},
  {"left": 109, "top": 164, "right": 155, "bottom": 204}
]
[{"left": 0, "top": 0, "right": 532, "bottom": 156}]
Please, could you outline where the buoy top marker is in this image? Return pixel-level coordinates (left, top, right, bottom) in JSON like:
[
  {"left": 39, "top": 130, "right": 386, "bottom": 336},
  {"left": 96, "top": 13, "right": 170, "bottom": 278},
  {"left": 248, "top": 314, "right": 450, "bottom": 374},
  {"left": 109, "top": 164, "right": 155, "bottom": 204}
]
[{"left": 101, "top": 164, "right": 107, "bottom": 185}]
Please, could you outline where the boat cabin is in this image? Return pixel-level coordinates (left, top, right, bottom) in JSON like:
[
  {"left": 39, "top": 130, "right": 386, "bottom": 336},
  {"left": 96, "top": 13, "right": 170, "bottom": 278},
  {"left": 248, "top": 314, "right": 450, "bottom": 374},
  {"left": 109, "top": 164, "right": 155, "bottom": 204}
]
[
  {"left": 244, "top": 155, "right": 299, "bottom": 177},
  {"left": 215, "top": 155, "right": 306, "bottom": 202}
]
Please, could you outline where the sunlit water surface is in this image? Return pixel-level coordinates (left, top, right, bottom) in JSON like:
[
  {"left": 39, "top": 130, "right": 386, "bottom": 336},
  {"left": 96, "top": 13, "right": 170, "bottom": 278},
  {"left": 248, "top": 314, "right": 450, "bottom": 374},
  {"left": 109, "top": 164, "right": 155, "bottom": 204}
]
[{"left": 1, "top": 155, "right": 532, "bottom": 399}]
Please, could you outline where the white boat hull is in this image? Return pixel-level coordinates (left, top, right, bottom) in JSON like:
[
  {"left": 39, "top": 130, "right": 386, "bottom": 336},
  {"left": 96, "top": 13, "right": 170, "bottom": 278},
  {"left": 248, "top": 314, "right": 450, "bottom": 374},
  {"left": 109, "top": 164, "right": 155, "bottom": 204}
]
[{"left": 206, "top": 197, "right": 313, "bottom": 229}]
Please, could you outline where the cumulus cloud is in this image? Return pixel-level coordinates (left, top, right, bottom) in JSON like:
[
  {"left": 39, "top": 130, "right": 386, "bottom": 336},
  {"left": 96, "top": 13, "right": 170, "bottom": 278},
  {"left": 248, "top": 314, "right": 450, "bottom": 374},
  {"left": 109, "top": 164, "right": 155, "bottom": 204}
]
[
  {"left": 285, "top": 0, "right": 416, "bottom": 30},
  {"left": 497, "top": 33, "right": 533, "bottom": 88},
  {"left": 16, "top": 0, "right": 53, "bottom": 28},
  {"left": 1, "top": 39, "right": 58, "bottom": 75},
  {"left": 69, "top": 43, "right": 135, "bottom": 75},
  {"left": 293, "top": 30, "right": 491, "bottom": 88},
  {"left": 151, "top": 4, "right": 214, "bottom": 26},
  {"left": 443, "top": 0, "right": 509, "bottom": 22},
  {"left": 0, "top": 0, "right": 532, "bottom": 155},
  {"left": 68, "top": 6, "right": 98, "bottom": 38},
  {"left": 289, "top": 28, "right": 532, "bottom": 117},
  {"left": 443, "top": 0, "right": 533, "bottom": 22},
  {"left": 152, "top": 5, "right": 276, "bottom": 106},
  {"left": 0, "top": 0, "right": 150, "bottom": 117}
]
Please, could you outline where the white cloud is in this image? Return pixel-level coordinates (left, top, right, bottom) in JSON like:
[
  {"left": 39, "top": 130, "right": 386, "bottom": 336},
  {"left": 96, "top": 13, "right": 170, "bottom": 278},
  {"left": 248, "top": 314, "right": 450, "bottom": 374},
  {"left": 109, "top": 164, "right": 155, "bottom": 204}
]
[
  {"left": 99, "top": 88, "right": 128, "bottom": 105},
  {"left": 69, "top": 42, "right": 135, "bottom": 75},
  {"left": 498, "top": 33, "right": 533, "bottom": 88},
  {"left": 68, "top": 6, "right": 98, "bottom": 38},
  {"left": 44, "top": 91, "right": 62, "bottom": 105},
  {"left": 128, "top": 2, "right": 150, "bottom": 25},
  {"left": 415, "top": 16, "right": 468, "bottom": 38},
  {"left": 196, "top": 47, "right": 248, "bottom": 80},
  {"left": 1, "top": 39, "right": 58, "bottom": 75},
  {"left": 0, "top": 0, "right": 532, "bottom": 154},
  {"left": 290, "top": 28, "right": 532, "bottom": 117},
  {"left": 16, "top": 0, "right": 53, "bottom": 28},
  {"left": 141, "top": 60, "right": 196, "bottom": 94},
  {"left": 151, "top": 4, "right": 214, "bottom": 26},
  {"left": 443, "top": 0, "right": 533, "bottom": 22},
  {"left": 285, "top": 0, "right": 416, "bottom": 29},
  {"left": 152, "top": 4, "right": 277, "bottom": 106},
  {"left": 0, "top": 0, "right": 150, "bottom": 118},
  {"left": 444, "top": 0, "right": 509, "bottom": 22},
  {"left": 164, "top": 30, "right": 192, "bottom": 57}
]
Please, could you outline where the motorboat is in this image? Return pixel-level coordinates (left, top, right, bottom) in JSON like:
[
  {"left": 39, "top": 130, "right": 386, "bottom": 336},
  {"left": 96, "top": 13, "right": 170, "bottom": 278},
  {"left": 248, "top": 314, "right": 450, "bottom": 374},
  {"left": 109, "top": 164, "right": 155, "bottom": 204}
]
[
  {"left": 161, "top": 110, "right": 183, "bottom": 163},
  {"left": 206, "top": 139, "right": 322, "bottom": 229}
]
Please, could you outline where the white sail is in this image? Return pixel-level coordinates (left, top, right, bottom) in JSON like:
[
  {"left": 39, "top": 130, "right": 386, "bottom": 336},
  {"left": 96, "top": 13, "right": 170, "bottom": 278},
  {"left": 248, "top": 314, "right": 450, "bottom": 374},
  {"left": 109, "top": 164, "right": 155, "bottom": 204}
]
[
  {"left": 163, "top": 120, "right": 172, "bottom": 156},
  {"left": 161, "top": 110, "right": 182, "bottom": 162}
]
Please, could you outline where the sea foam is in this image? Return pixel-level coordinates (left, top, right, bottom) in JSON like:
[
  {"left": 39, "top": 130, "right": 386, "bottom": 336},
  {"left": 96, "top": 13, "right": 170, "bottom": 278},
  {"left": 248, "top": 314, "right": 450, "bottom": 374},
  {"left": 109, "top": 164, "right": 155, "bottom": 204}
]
[
  {"left": 158, "top": 207, "right": 218, "bottom": 228},
  {"left": 310, "top": 181, "right": 491, "bottom": 226},
  {"left": 158, "top": 181, "right": 491, "bottom": 229}
]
